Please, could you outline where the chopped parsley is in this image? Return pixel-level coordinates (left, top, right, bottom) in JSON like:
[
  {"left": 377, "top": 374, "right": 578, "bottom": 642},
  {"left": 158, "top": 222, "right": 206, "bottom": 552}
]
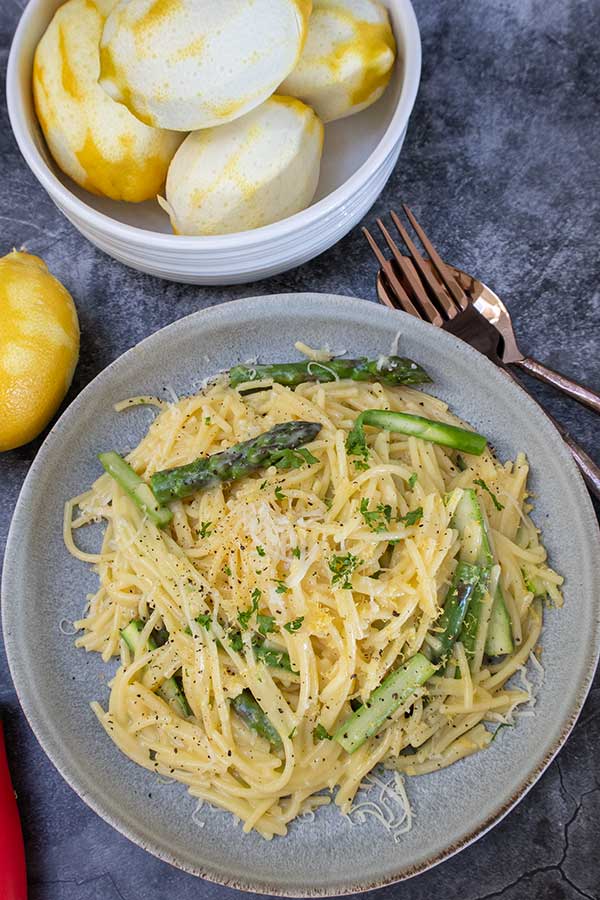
[
  {"left": 313, "top": 724, "right": 333, "bottom": 741},
  {"left": 260, "top": 480, "right": 268, "bottom": 490},
  {"left": 256, "top": 545, "right": 266, "bottom": 557},
  {"left": 473, "top": 478, "right": 505, "bottom": 511},
  {"left": 195, "top": 613, "right": 212, "bottom": 629},
  {"left": 238, "top": 589, "right": 261, "bottom": 629},
  {"left": 288, "top": 726, "right": 297, "bottom": 739},
  {"left": 198, "top": 521, "right": 213, "bottom": 539},
  {"left": 254, "top": 642, "right": 294, "bottom": 671},
  {"left": 291, "top": 547, "right": 301, "bottom": 559},
  {"left": 399, "top": 506, "right": 423, "bottom": 526},
  {"left": 274, "top": 486, "right": 286, "bottom": 501},
  {"left": 408, "top": 472, "right": 418, "bottom": 489},
  {"left": 229, "top": 631, "right": 243, "bottom": 652},
  {"left": 353, "top": 458, "right": 370, "bottom": 472},
  {"left": 329, "top": 552, "right": 363, "bottom": 589},
  {"left": 273, "top": 447, "right": 319, "bottom": 470},
  {"left": 360, "top": 498, "right": 392, "bottom": 532},
  {"left": 223, "top": 565, "right": 232, "bottom": 577},
  {"left": 204, "top": 416, "right": 211, "bottom": 425},
  {"left": 274, "top": 579, "right": 289, "bottom": 594},
  {"left": 284, "top": 616, "right": 304, "bottom": 633},
  {"left": 257, "top": 614, "right": 276, "bottom": 636},
  {"left": 345, "top": 418, "right": 369, "bottom": 464}
]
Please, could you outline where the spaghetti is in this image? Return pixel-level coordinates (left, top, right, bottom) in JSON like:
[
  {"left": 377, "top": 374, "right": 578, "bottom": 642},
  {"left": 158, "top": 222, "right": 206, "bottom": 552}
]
[{"left": 66, "top": 372, "right": 562, "bottom": 838}]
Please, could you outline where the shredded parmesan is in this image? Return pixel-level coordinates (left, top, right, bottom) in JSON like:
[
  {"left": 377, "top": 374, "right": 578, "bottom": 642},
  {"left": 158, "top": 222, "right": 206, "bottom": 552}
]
[
  {"left": 345, "top": 769, "right": 413, "bottom": 842},
  {"left": 294, "top": 341, "right": 334, "bottom": 362},
  {"left": 389, "top": 329, "right": 402, "bottom": 356}
]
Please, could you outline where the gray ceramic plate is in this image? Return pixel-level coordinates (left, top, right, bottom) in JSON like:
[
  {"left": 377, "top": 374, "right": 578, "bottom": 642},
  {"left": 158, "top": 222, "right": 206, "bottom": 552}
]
[{"left": 3, "top": 294, "right": 600, "bottom": 896}]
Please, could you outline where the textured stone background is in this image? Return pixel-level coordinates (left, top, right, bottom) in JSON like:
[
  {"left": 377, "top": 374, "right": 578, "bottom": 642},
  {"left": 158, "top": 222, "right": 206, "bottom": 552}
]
[{"left": 1, "top": 0, "right": 599, "bottom": 897}]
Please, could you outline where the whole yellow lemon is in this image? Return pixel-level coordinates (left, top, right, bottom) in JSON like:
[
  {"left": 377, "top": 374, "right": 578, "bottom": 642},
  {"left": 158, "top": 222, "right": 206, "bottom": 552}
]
[{"left": 0, "top": 251, "right": 80, "bottom": 452}]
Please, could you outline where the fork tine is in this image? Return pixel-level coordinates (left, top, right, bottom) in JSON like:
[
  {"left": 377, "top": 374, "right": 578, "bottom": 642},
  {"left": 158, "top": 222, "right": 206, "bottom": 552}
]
[
  {"left": 389, "top": 210, "right": 460, "bottom": 319},
  {"left": 375, "top": 272, "right": 397, "bottom": 309},
  {"left": 375, "top": 218, "right": 444, "bottom": 327},
  {"left": 362, "top": 227, "right": 421, "bottom": 318},
  {"left": 402, "top": 204, "right": 469, "bottom": 311}
]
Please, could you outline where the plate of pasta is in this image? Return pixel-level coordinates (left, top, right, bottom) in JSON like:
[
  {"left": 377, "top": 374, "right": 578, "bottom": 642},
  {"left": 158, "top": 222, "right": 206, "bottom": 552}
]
[{"left": 3, "top": 293, "right": 600, "bottom": 895}]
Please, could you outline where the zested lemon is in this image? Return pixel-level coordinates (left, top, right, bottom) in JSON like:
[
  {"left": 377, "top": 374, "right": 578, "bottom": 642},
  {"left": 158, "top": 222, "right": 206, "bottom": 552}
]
[{"left": 0, "top": 251, "right": 80, "bottom": 452}]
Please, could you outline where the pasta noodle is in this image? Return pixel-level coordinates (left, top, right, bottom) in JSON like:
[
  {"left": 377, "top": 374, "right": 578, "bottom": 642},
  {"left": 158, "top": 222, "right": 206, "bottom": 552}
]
[{"left": 66, "top": 375, "right": 562, "bottom": 838}]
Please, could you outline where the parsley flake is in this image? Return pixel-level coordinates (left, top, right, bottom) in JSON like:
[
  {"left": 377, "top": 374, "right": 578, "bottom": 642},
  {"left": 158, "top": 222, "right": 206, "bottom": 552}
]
[
  {"left": 313, "top": 723, "right": 333, "bottom": 741},
  {"left": 274, "top": 486, "right": 286, "bottom": 501},
  {"left": 329, "top": 552, "right": 363, "bottom": 590},
  {"left": 199, "top": 521, "right": 213, "bottom": 539},
  {"left": 273, "top": 447, "right": 319, "bottom": 470},
  {"left": 257, "top": 614, "right": 276, "bottom": 636},
  {"left": 284, "top": 616, "right": 304, "bottom": 633},
  {"left": 408, "top": 472, "right": 418, "bottom": 489},
  {"left": 274, "top": 579, "right": 289, "bottom": 594},
  {"left": 345, "top": 417, "right": 369, "bottom": 464},
  {"left": 474, "top": 478, "right": 505, "bottom": 511},
  {"left": 229, "top": 631, "right": 243, "bottom": 652},
  {"left": 238, "top": 589, "right": 261, "bottom": 629},
  {"left": 256, "top": 545, "right": 266, "bottom": 557},
  {"left": 399, "top": 507, "right": 423, "bottom": 526},
  {"left": 291, "top": 547, "right": 301, "bottom": 559},
  {"left": 360, "top": 498, "right": 392, "bottom": 532}
]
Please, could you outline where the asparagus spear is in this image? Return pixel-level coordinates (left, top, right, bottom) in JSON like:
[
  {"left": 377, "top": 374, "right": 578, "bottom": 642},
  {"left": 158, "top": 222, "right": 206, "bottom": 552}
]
[
  {"left": 334, "top": 562, "right": 483, "bottom": 753},
  {"left": 334, "top": 654, "right": 435, "bottom": 754},
  {"left": 452, "top": 489, "right": 513, "bottom": 658},
  {"left": 151, "top": 421, "right": 322, "bottom": 504},
  {"left": 229, "top": 356, "right": 431, "bottom": 389},
  {"left": 429, "top": 561, "right": 483, "bottom": 661},
  {"left": 121, "top": 620, "right": 191, "bottom": 718},
  {"left": 231, "top": 689, "right": 283, "bottom": 750},
  {"left": 99, "top": 452, "right": 173, "bottom": 528},
  {"left": 346, "top": 410, "right": 487, "bottom": 459}
]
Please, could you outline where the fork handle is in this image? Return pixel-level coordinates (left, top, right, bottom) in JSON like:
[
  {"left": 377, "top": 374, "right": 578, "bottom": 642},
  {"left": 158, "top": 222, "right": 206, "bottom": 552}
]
[
  {"left": 514, "top": 357, "right": 600, "bottom": 415},
  {"left": 564, "top": 438, "right": 600, "bottom": 499},
  {"left": 549, "top": 419, "right": 600, "bottom": 500},
  {"left": 523, "top": 399, "right": 600, "bottom": 500},
  {"left": 501, "top": 365, "right": 600, "bottom": 500}
]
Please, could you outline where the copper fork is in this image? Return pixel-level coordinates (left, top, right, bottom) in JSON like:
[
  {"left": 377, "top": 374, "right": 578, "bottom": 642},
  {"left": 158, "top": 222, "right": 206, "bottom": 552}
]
[
  {"left": 363, "top": 206, "right": 600, "bottom": 499},
  {"left": 367, "top": 207, "right": 600, "bottom": 415}
]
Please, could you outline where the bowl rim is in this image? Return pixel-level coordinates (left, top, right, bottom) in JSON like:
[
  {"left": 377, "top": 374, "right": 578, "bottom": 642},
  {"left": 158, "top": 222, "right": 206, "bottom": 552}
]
[
  {"left": 6, "top": 0, "right": 421, "bottom": 249},
  {"left": 3, "top": 292, "right": 600, "bottom": 896}
]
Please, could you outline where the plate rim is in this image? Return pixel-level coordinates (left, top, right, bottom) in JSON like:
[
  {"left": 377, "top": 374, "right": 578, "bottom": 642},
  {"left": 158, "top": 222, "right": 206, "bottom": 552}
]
[{"left": 3, "top": 292, "right": 600, "bottom": 896}]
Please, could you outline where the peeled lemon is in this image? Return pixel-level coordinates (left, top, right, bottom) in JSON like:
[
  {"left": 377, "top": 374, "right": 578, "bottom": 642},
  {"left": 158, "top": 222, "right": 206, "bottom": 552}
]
[
  {"left": 280, "top": 0, "right": 396, "bottom": 123},
  {"left": 158, "top": 96, "right": 323, "bottom": 235},
  {"left": 33, "top": 0, "right": 182, "bottom": 202},
  {"left": 99, "top": 0, "right": 312, "bottom": 131},
  {"left": 0, "top": 252, "right": 80, "bottom": 452}
]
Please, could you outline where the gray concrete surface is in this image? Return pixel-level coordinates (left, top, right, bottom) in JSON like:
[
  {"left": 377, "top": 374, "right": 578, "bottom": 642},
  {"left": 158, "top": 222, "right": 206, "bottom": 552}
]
[{"left": 1, "top": 0, "right": 599, "bottom": 897}]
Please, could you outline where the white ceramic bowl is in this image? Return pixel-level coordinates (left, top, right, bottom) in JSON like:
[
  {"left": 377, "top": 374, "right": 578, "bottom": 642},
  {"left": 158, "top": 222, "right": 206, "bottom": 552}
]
[{"left": 7, "top": 0, "right": 421, "bottom": 285}]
